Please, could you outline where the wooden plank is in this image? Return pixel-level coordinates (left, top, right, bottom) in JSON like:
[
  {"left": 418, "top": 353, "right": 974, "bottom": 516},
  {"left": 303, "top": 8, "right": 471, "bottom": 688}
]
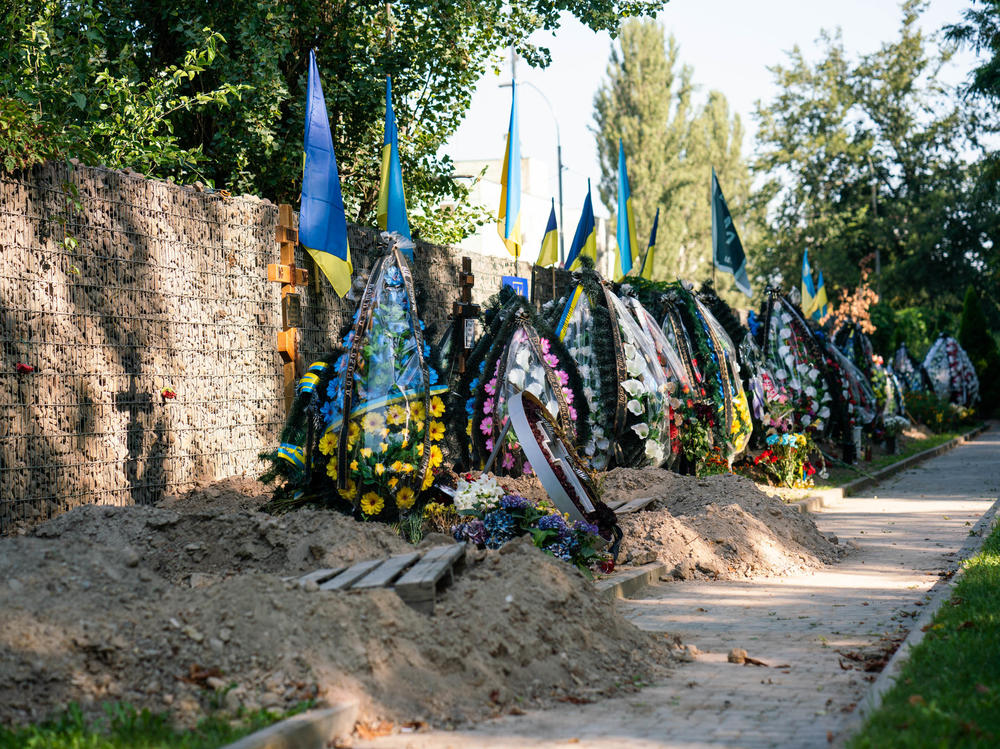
[
  {"left": 613, "top": 496, "right": 657, "bottom": 515},
  {"left": 351, "top": 552, "right": 421, "bottom": 590},
  {"left": 394, "top": 544, "right": 466, "bottom": 613},
  {"left": 319, "top": 559, "right": 383, "bottom": 591},
  {"left": 297, "top": 567, "right": 343, "bottom": 586},
  {"left": 604, "top": 498, "right": 629, "bottom": 511}
]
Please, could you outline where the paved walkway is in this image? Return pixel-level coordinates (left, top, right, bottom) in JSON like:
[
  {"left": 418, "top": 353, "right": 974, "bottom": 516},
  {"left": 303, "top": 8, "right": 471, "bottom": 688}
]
[{"left": 358, "top": 430, "right": 1000, "bottom": 749}]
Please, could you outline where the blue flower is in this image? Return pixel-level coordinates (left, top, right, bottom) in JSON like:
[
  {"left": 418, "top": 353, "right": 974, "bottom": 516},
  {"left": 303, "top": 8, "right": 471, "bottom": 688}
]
[
  {"left": 500, "top": 494, "right": 533, "bottom": 510},
  {"left": 747, "top": 310, "right": 760, "bottom": 337},
  {"left": 454, "top": 520, "right": 487, "bottom": 546},
  {"left": 334, "top": 354, "right": 348, "bottom": 374},
  {"left": 428, "top": 368, "right": 439, "bottom": 385},
  {"left": 483, "top": 510, "right": 518, "bottom": 549},
  {"left": 573, "top": 520, "right": 599, "bottom": 536},
  {"left": 465, "top": 397, "right": 476, "bottom": 417},
  {"left": 423, "top": 343, "right": 431, "bottom": 358},
  {"left": 538, "top": 513, "right": 570, "bottom": 539}
]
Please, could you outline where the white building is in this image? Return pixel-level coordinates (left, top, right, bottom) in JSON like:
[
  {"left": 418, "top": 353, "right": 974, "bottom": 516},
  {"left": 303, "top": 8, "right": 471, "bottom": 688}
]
[{"left": 449, "top": 157, "right": 616, "bottom": 279}]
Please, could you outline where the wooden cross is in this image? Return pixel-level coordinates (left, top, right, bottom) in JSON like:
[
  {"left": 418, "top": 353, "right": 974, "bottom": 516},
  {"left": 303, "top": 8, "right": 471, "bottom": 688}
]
[
  {"left": 268, "top": 204, "right": 309, "bottom": 413},
  {"left": 452, "top": 257, "right": 479, "bottom": 374}
]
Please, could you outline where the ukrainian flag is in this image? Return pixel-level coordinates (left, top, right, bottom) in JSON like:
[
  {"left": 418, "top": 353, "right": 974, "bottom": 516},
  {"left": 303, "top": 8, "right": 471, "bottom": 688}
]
[
  {"left": 497, "top": 82, "right": 522, "bottom": 259},
  {"left": 639, "top": 207, "right": 659, "bottom": 280},
  {"left": 813, "top": 269, "right": 829, "bottom": 320},
  {"left": 615, "top": 139, "right": 639, "bottom": 281},
  {"left": 536, "top": 198, "right": 559, "bottom": 268},
  {"left": 377, "top": 76, "right": 412, "bottom": 256},
  {"left": 300, "top": 50, "right": 353, "bottom": 297},
  {"left": 564, "top": 181, "right": 596, "bottom": 271},
  {"left": 801, "top": 248, "right": 817, "bottom": 317}
]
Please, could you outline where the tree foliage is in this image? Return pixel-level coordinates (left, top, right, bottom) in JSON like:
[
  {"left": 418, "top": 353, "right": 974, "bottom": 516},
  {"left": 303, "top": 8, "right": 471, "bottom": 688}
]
[
  {"left": 2, "top": 0, "right": 667, "bottom": 243},
  {"left": 593, "top": 19, "right": 753, "bottom": 287},
  {"left": 752, "top": 0, "right": 999, "bottom": 322}
]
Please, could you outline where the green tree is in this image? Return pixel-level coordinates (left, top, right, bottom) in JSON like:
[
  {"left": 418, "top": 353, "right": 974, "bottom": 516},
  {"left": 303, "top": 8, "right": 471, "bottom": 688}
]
[
  {"left": 593, "top": 19, "right": 752, "bottom": 288},
  {"left": 2, "top": 0, "right": 668, "bottom": 243},
  {"left": 752, "top": 1, "right": 997, "bottom": 319},
  {"left": 958, "top": 284, "right": 1000, "bottom": 415}
]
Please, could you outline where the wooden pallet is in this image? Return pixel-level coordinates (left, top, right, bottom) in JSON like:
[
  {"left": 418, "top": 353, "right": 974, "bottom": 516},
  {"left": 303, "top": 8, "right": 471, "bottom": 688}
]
[
  {"left": 294, "top": 544, "right": 466, "bottom": 615},
  {"left": 605, "top": 495, "right": 657, "bottom": 514}
]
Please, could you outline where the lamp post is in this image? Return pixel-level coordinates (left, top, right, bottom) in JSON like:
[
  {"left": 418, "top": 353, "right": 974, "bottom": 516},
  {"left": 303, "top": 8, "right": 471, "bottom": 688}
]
[{"left": 500, "top": 79, "right": 565, "bottom": 265}]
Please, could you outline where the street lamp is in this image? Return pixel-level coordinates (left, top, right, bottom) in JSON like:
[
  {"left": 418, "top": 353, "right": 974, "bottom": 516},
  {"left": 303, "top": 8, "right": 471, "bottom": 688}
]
[{"left": 500, "top": 79, "right": 565, "bottom": 265}]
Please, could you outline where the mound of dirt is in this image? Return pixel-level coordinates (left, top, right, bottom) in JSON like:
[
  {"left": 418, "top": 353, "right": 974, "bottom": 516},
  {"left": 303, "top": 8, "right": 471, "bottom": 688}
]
[
  {"left": 605, "top": 468, "right": 843, "bottom": 579},
  {"left": 0, "top": 505, "right": 669, "bottom": 730}
]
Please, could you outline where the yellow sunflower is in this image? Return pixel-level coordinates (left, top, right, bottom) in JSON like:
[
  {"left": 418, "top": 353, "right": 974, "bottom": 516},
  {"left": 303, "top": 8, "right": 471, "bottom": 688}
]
[
  {"left": 362, "top": 411, "right": 385, "bottom": 433},
  {"left": 326, "top": 458, "right": 338, "bottom": 480},
  {"left": 386, "top": 404, "right": 408, "bottom": 426},
  {"left": 430, "top": 395, "right": 445, "bottom": 418},
  {"left": 429, "top": 444, "right": 444, "bottom": 469},
  {"left": 410, "top": 400, "right": 426, "bottom": 421},
  {"left": 347, "top": 421, "right": 361, "bottom": 447},
  {"left": 340, "top": 478, "right": 358, "bottom": 500},
  {"left": 318, "top": 427, "right": 338, "bottom": 456},
  {"left": 396, "top": 486, "right": 416, "bottom": 510},
  {"left": 429, "top": 421, "right": 445, "bottom": 441},
  {"left": 360, "top": 491, "right": 384, "bottom": 516},
  {"left": 421, "top": 471, "right": 435, "bottom": 490}
]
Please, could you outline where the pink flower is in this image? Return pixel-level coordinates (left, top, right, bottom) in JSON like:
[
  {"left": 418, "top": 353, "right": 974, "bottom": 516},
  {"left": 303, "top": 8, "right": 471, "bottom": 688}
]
[
  {"left": 557, "top": 370, "right": 569, "bottom": 386},
  {"left": 485, "top": 438, "right": 494, "bottom": 451},
  {"left": 501, "top": 452, "right": 515, "bottom": 470},
  {"left": 568, "top": 406, "right": 578, "bottom": 420},
  {"left": 544, "top": 353, "right": 559, "bottom": 368},
  {"left": 485, "top": 377, "right": 497, "bottom": 395},
  {"left": 523, "top": 461, "right": 533, "bottom": 475},
  {"left": 480, "top": 416, "right": 493, "bottom": 434},
  {"left": 540, "top": 338, "right": 551, "bottom": 354},
  {"left": 562, "top": 386, "right": 574, "bottom": 404},
  {"left": 483, "top": 397, "right": 494, "bottom": 415}
]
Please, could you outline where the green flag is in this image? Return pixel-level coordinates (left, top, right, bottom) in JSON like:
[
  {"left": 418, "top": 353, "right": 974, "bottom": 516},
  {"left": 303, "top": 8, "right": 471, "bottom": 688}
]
[{"left": 711, "top": 168, "right": 751, "bottom": 297}]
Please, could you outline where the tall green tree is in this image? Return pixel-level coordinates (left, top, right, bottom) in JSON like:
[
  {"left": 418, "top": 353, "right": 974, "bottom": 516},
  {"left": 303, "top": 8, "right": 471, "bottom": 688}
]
[
  {"left": 593, "top": 19, "right": 752, "bottom": 287},
  {"left": 753, "top": 0, "right": 997, "bottom": 318},
  {"left": 1, "top": 0, "right": 668, "bottom": 243}
]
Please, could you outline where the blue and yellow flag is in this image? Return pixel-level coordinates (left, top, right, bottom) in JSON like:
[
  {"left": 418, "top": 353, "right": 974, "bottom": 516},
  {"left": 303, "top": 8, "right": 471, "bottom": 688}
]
[
  {"left": 639, "top": 206, "right": 659, "bottom": 280},
  {"left": 813, "top": 268, "right": 829, "bottom": 319},
  {"left": 564, "top": 181, "right": 597, "bottom": 271},
  {"left": 497, "top": 82, "right": 522, "bottom": 259},
  {"left": 377, "top": 76, "right": 412, "bottom": 257},
  {"left": 801, "top": 248, "right": 817, "bottom": 316},
  {"left": 615, "top": 139, "right": 639, "bottom": 281},
  {"left": 300, "top": 50, "right": 352, "bottom": 297},
  {"left": 711, "top": 167, "right": 751, "bottom": 297},
  {"left": 536, "top": 198, "right": 559, "bottom": 268}
]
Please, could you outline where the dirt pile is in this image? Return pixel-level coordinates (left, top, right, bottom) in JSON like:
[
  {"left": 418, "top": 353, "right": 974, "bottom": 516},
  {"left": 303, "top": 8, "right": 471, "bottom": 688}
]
[
  {"left": 0, "top": 505, "right": 668, "bottom": 730},
  {"left": 604, "top": 468, "right": 843, "bottom": 579}
]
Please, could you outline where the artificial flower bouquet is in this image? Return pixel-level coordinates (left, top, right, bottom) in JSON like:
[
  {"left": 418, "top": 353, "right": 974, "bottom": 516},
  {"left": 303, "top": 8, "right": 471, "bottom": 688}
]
[
  {"left": 454, "top": 290, "right": 588, "bottom": 476},
  {"left": 753, "top": 431, "right": 817, "bottom": 488},
  {"left": 449, "top": 474, "right": 608, "bottom": 572},
  {"left": 555, "top": 274, "right": 672, "bottom": 469},
  {"left": 317, "top": 239, "right": 447, "bottom": 519}
]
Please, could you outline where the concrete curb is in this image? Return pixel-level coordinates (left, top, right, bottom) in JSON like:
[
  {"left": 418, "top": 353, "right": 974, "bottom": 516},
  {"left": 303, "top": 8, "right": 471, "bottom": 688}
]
[
  {"left": 221, "top": 702, "right": 359, "bottom": 749},
  {"left": 836, "top": 494, "right": 1000, "bottom": 747},
  {"left": 595, "top": 561, "right": 669, "bottom": 600},
  {"left": 790, "top": 422, "right": 990, "bottom": 514}
]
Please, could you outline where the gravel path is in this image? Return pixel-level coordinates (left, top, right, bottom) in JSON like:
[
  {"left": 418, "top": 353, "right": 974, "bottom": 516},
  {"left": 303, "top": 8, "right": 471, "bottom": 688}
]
[{"left": 356, "top": 429, "right": 1000, "bottom": 748}]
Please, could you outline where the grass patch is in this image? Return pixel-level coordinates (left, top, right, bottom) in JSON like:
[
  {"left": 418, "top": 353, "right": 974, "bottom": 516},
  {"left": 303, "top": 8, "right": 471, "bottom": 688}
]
[
  {"left": 0, "top": 700, "right": 313, "bottom": 749},
  {"left": 848, "top": 519, "right": 1000, "bottom": 748},
  {"left": 814, "top": 429, "right": 971, "bottom": 489}
]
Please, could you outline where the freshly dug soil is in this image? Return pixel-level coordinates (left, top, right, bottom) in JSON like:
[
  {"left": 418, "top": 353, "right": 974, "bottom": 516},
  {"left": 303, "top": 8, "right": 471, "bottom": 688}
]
[
  {"left": 0, "top": 503, "right": 668, "bottom": 730},
  {"left": 605, "top": 468, "right": 844, "bottom": 579}
]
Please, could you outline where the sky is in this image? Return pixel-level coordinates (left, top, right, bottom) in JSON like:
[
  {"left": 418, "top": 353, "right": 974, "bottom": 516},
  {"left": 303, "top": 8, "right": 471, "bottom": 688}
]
[{"left": 444, "top": 0, "right": 979, "bottom": 219}]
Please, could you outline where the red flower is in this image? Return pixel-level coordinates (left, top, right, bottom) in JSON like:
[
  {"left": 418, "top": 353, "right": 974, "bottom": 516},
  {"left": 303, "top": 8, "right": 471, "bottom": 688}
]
[
  {"left": 598, "top": 559, "right": 615, "bottom": 574},
  {"left": 15, "top": 363, "right": 34, "bottom": 374},
  {"left": 160, "top": 388, "right": 177, "bottom": 400}
]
